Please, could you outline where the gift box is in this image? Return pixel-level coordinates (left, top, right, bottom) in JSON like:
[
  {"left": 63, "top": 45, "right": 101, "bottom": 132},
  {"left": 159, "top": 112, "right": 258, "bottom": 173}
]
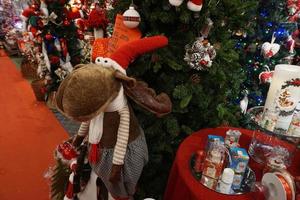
[
  {"left": 207, "top": 135, "right": 224, "bottom": 150},
  {"left": 229, "top": 147, "right": 249, "bottom": 174}
]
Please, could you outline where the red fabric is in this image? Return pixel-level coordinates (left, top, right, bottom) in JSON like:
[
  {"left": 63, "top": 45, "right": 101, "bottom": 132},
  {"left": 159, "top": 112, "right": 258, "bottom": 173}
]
[
  {"left": 110, "top": 36, "right": 168, "bottom": 69},
  {"left": 189, "top": 0, "right": 203, "bottom": 5},
  {"left": 65, "top": 181, "right": 74, "bottom": 198},
  {"left": 87, "top": 9, "right": 108, "bottom": 29},
  {"left": 164, "top": 127, "right": 300, "bottom": 200},
  {"left": 89, "top": 144, "right": 99, "bottom": 164}
]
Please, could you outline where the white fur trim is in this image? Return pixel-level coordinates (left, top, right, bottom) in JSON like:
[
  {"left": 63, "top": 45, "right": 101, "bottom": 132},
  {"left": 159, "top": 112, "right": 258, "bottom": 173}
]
[
  {"left": 70, "top": 159, "right": 77, "bottom": 170},
  {"left": 69, "top": 172, "right": 74, "bottom": 183},
  {"left": 169, "top": 0, "right": 184, "bottom": 6},
  {"left": 63, "top": 196, "right": 72, "bottom": 200},
  {"left": 187, "top": 1, "right": 203, "bottom": 12}
]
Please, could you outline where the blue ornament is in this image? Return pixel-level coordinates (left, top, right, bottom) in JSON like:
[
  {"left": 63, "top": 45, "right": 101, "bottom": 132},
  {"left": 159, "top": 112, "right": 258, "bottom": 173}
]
[
  {"left": 260, "top": 10, "right": 269, "bottom": 18},
  {"left": 255, "top": 96, "right": 264, "bottom": 106}
]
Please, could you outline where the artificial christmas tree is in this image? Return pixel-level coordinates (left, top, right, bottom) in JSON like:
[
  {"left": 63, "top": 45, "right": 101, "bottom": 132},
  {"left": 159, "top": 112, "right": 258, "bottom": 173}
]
[{"left": 109, "top": 0, "right": 257, "bottom": 198}]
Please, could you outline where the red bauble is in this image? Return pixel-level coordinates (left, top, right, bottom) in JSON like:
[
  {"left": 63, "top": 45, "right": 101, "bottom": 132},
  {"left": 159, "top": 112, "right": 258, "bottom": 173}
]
[
  {"left": 45, "top": 33, "right": 53, "bottom": 41},
  {"left": 57, "top": 142, "right": 78, "bottom": 161},
  {"left": 50, "top": 56, "right": 60, "bottom": 64},
  {"left": 63, "top": 20, "right": 70, "bottom": 26},
  {"left": 37, "top": 19, "right": 44, "bottom": 28},
  {"left": 30, "top": 27, "right": 38, "bottom": 36},
  {"left": 87, "top": 8, "right": 108, "bottom": 29},
  {"left": 78, "top": 34, "right": 84, "bottom": 40}
]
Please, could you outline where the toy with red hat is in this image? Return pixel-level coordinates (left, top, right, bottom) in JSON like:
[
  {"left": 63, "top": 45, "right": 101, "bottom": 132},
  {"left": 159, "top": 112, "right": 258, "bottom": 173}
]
[
  {"left": 169, "top": 0, "right": 203, "bottom": 12},
  {"left": 55, "top": 35, "right": 172, "bottom": 199}
]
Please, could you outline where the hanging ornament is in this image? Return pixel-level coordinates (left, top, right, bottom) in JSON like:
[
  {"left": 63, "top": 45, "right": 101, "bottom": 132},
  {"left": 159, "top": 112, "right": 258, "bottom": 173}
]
[
  {"left": 187, "top": 0, "right": 203, "bottom": 12},
  {"left": 184, "top": 37, "right": 216, "bottom": 71},
  {"left": 60, "top": 38, "right": 68, "bottom": 58},
  {"left": 54, "top": 38, "right": 62, "bottom": 52},
  {"left": 50, "top": 55, "right": 60, "bottom": 65},
  {"left": 190, "top": 74, "right": 201, "bottom": 84},
  {"left": 45, "top": 33, "right": 54, "bottom": 40},
  {"left": 169, "top": 0, "right": 184, "bottom": 6},
  {"left": 200, "top": 18, "right": 213, "bottom": 38},
  {"left": 285, "top": 35, "right": 295, "bottom": 53},
  {"left": 77, "top": 29, "right": 84, "bottom": 40},
  {"left": 261, "top": 33, "right": 280, "bottom": 58},
  {"left": 259, "top": 66, "right": 274, "bottom": 84},
  {"left": 240, "top": 90, "right": 249, "bottom": 114},
  {"left": 122, "top": 4, "right": 141, "bottom": 29},
  {"left": 63, "top": 19, "right": 70, "bottom": 26}
]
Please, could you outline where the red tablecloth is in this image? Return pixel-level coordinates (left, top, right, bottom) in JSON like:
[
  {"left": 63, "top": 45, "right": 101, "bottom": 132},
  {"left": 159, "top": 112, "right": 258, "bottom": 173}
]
[{"left": 164, "top": 127, "right": 300, "bottom": 200}]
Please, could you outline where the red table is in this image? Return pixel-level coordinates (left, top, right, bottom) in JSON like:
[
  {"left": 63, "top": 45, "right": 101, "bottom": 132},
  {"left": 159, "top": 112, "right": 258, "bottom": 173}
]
[{"left": 164, "top": 127, "right": 300, "bottom": 200}]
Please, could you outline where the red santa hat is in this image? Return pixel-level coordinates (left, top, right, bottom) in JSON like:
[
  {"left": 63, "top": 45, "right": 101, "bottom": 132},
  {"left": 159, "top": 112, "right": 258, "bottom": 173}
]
[
  {"left": 95, "top": 36, "right": 168, "bottom": 74},
  {"left": 187, "top": 0, "right": 203, "bottom": 12}
]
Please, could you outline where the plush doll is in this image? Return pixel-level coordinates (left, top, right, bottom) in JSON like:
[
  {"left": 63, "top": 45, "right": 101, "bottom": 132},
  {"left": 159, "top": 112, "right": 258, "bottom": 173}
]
[
  {"left": 55, "top": 36, "right": 171, "bottom": 200},
  {"left": 87, "top": 3, "right": 108, "bottom": 39}
]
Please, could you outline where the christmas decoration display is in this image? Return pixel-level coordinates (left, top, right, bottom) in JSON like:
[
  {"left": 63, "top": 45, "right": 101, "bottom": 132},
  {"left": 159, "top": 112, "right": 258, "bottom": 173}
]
[
  {"left": 3, "top": 28, "right": 22, "bottom": 55},
  {"left": 184, "top": 37, "right": 216, "bottom": 71},
  {"left": 54, "top": 36, "right": 171, "bottom": 199},
  {"left": 122, "top": 5, "right": 140, "bottom": 29}
]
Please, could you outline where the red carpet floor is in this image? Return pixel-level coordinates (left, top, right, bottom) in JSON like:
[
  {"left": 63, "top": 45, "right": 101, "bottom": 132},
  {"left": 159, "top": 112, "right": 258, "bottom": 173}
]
[{"left": 0, "top": 50, "right": 68, "bottom": 200}]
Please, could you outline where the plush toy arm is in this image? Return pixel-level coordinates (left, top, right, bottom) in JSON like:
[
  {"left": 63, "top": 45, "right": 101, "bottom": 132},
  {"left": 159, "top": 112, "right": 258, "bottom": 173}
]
[
  {"left": 112, "top": 106, "right": 130, "bottom": 165},
  {"left": 72, "top": 121, "right": 90, "bottom": 147}
]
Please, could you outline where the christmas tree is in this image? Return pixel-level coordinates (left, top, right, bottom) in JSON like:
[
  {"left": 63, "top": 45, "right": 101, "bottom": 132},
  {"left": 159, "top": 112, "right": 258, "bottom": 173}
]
[
  {"left": 108, "top": 0, "right": 257, "bottom": 198},
  {"left": 238, "top": 0, "right": 298, "bottom": 109},
  {"left": 39, "top": 0, "right": 84, "bottom": 93}
]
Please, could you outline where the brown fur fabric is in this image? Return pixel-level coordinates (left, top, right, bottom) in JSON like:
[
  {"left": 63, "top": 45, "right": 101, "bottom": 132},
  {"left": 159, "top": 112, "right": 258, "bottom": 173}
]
[{"left": 56, "top": 64, "right": 121, "bottom": 122}]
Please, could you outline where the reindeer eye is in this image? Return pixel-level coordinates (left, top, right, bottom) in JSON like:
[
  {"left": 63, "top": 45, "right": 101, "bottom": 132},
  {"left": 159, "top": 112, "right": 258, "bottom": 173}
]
[
  {"left": 95, "top": 58, "right": 101, "bottom": 64},
  {"left": 104, "top": 60, "right": 108, "bottom": 63}
]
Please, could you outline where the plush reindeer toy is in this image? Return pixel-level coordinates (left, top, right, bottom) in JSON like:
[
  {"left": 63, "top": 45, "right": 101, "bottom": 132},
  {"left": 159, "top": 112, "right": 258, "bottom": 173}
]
[{"left": 55, "top": 36, "right": 171, "bottom": 200}]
